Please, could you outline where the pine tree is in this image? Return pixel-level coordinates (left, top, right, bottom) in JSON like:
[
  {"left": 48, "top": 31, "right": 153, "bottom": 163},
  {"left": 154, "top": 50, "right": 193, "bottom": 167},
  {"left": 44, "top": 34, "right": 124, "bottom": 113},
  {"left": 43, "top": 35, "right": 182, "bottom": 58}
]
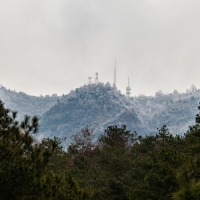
[{"left": 0, "top": 100, "right": 90, "bottom": 199}]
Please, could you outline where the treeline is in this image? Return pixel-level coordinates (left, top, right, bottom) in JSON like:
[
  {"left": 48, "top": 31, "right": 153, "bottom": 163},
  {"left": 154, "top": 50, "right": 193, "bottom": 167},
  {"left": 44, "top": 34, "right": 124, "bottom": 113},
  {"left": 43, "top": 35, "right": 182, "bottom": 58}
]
[{"left": 1, "top": 100, "right": 200, "bottom": 199}]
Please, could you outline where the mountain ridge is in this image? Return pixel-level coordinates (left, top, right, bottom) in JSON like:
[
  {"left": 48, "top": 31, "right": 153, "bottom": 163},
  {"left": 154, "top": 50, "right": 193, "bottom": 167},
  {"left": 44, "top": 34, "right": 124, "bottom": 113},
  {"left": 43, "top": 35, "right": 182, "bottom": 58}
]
[
  {"left": 37, "top": 83, "right": 200, "bottom": 142},
  {"left": 0, "top": 85, "right": 59, "bottom": 120},
  {"left": 0, "top": 83, "right": 199, "bottom": 142},
  {"left": 38, "top": 83, "right": 143, "bottom": 141}
]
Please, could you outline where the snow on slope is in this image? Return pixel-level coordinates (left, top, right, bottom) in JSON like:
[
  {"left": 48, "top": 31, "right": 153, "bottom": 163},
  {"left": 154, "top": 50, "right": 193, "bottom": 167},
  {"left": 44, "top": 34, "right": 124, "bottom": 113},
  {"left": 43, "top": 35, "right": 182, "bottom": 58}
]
[
  {"left": 38, "top": 83, "right": 142, "bottom": 141},
  {"left": 38, "top": 84, "right": 200, "bottom": 142}
]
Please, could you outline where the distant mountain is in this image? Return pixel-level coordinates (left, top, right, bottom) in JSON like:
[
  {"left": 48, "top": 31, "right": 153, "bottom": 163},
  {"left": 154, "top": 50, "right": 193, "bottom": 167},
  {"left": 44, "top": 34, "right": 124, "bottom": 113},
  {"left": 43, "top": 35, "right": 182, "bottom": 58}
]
[
  {"left": 134, "top": 90, "right": 199, "bottom": 135},
  {"left": 37, "top": 83, "right": 200, "bottom": 142},
  {"left": 1, "top": 83, "right": 200, "bottom": 142},
  {"left": 0, "top": 85, "right": 59, "bottom": 120},
  {"left": 38, "top": 83, "right": 145, "bottom": 141}
]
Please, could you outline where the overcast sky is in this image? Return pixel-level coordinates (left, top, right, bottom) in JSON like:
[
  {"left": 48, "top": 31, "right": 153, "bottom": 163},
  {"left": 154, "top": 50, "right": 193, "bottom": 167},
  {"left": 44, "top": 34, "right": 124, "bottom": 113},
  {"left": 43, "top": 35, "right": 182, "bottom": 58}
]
[{"left": 0, "top": 0, "right": 200, "bottom": 96}]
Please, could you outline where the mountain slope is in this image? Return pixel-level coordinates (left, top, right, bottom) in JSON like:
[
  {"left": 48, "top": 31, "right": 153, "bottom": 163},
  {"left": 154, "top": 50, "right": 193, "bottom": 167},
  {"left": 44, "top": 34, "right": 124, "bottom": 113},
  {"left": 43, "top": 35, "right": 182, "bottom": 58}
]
[
  {"left": 0, "top": 85, "right": 58, "bottom": 120},
  {"left": 38, "top": 83, "right": 143, "bottom": 141},
  {"left": 134, "top": 92, "right": 199, "bottom": 134},
  {"left": 38, "top": 84, "right": 200, "bottom": 141},
  {"left": 1, "top": 83, "right": 200, "bottom": 142}
]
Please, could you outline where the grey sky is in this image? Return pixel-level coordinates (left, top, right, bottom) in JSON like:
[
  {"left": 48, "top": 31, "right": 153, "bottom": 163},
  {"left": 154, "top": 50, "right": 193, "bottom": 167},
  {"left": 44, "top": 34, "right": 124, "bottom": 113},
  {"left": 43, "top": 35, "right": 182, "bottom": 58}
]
[{"left": 0, "top": 0, "right": 200, "bottom": 96}]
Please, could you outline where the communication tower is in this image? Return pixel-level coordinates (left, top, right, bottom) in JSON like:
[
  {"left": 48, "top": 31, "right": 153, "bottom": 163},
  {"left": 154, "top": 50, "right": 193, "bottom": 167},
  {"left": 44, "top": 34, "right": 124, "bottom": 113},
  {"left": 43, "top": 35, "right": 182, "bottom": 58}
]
[
  {"left": 126, "top": 77, "right": 131, "bottom": 98},
  {"left": 95, "top": 73, "right": 98, "bottom": 83},
  {"left": 88, "top": 77, "right": 92, "bottom": 85},
  {"left": 113, "top": 58, "right": 116, "bottom": 87}
]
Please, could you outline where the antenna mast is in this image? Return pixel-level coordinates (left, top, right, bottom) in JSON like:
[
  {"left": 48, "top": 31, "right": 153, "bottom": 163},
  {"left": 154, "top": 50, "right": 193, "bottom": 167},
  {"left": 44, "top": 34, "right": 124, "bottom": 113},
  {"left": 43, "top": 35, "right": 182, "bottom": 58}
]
[
  {"left": 88, "top": 77, "right": 92, "bottom": 85},
  {"left": 95, "top": 72, "right": 98, "bottom": 83},
  {"left": 126, "top": 77, "right": 131, "bottom": 98},
  {"left": 113, "top": 58, "right": 116, "bottom": 87}
]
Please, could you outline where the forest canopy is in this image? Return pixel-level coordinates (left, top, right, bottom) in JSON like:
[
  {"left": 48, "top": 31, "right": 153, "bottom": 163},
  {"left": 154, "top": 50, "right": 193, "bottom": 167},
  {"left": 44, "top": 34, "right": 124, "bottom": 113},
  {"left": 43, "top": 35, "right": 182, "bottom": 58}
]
[{"left": 1, "top": 99, "right": 200, "bottom": 199}]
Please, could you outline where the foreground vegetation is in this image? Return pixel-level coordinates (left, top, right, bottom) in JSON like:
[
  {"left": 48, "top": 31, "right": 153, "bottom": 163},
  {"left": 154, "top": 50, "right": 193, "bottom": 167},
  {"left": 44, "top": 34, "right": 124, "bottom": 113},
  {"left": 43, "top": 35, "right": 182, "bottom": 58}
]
[{"left": 1, "top": 100, "right": 200, "bottom": 199}]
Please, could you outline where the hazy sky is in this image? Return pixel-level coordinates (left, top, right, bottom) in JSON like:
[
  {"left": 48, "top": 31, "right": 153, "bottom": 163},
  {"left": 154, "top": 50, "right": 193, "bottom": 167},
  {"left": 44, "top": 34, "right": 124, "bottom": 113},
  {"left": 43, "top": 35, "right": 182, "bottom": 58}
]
[{"left": 0, "top": 0, "right": 200, "bottom": 96}]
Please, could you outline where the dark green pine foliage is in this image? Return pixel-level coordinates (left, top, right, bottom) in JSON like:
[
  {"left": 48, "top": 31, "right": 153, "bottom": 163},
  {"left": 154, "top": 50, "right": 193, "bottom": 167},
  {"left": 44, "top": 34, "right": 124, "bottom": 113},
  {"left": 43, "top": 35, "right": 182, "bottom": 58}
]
[
  {"left": 0, "top": 100, "right": 90, "bottom": 200},
  {"left": 128, "top": 125, "right": 184, "bottom": 200},
  {"left": 97, "top": 126, "right": 137, "bottom": 200},
  {"left": 65, "top": 114, "right": 200, "bottom": 199},
  {"left": 48, "top": 102, "right": 200, "bottom": 199},
  {"left": 67, "top": 126, "right": 137, "bottom": 200},
  {"left": 173, "top": 102, "right": 200, "bottom": 199},
  {"left": 3, "top": 95, "right": 200, "bottom": 199}
]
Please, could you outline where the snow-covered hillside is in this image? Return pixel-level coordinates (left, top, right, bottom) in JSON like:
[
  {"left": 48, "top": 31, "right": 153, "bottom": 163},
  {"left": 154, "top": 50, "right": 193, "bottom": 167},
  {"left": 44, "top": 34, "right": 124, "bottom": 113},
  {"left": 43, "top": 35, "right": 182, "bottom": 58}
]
[
  {"left": 0, "top": 85, "right": 58, "bottom": 120},
  {"left": 1, "top": 83, "right": 200, "bottom": 142},
  {"left": 38, "top": 83, "right": 200, "bottom": 142},
  {"left": 38, "top": 83, "right": 143, "bottom": 141}
]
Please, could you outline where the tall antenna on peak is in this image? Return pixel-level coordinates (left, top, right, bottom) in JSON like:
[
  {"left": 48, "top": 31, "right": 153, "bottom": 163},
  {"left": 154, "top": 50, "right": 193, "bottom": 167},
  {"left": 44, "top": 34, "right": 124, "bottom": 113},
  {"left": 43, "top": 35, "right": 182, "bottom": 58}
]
[
  {"left": 113, "top": 58, "right": 116, "bottom": 88},
  {"left": 88, "top": 77, "right": 92, "bottom": 85},
  {"left": 95, "top": 72, "right": 98, "bottom": 83},
  {"left": 126, "top": 77, "right": 131, "bottom": 98}
]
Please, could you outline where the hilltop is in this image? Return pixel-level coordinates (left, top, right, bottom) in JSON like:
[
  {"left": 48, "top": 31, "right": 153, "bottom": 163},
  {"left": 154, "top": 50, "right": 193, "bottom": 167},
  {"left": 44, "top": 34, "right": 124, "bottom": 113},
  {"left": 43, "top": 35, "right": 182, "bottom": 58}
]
[
  {"left": 38, "top": 83, "right": 143, "bottom": 141},
  {"left": 0, "top": 83, "right": 199, "bottom": 142},
  {"left": 38, "top": 83, "right": 200, "bottom": 142},
  {"left": 0, "top": 85, "right": 59, "bottom": 120}
]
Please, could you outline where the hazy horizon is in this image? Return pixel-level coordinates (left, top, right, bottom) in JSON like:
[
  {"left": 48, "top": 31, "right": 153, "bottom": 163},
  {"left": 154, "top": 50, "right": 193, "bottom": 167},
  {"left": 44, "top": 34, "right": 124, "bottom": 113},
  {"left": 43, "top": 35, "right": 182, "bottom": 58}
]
[
  {"left": 0, "top": 81, "right": 197, "bottom": 98},
  {"left": 1, "top": 1, "right": 200, "bottom": 96}
]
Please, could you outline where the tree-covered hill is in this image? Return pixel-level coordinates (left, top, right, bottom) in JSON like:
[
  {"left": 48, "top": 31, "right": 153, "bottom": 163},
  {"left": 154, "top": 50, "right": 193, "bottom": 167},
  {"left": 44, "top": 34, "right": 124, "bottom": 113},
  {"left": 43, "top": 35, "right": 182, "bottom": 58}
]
[
  {"left": 2, "top": 86, "right": 200, "bottom": 199},
  {"left": 0, "top": 85, "right": 59, "bottom": 120},
  {"left": 1, "top": 83, "right": 200, "bottom": 141},
  {"left": 38, "top": 84, "right": 200, "bottom": 141},
  {"left": 134, "top": 88, "right": 199, "bottom": 134},
  {"left": 2, "top": 97, "right": 200, "bottom": 199},
  {"left": 38, "top": 83, "right": 143, "bottom": 141}
]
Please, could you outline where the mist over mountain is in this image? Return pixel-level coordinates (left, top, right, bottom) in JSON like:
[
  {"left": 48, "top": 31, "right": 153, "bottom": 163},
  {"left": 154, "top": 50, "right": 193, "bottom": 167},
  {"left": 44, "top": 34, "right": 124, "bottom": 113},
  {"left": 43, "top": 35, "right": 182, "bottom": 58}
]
[
  {"left": 134, "top": 89, "right": 198, "bottom": 134},
  {"left": 0, "top": 83, "right": 199, "bottom": 142},
  {"left": 0, "top": 85, "right": 59, "bottom": 120},
  {"left": 38, "top": 83, "right": 144, "bottom": 141},
  {"left": 37, "top": 83, "right": 200, "bottom": 142}
]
